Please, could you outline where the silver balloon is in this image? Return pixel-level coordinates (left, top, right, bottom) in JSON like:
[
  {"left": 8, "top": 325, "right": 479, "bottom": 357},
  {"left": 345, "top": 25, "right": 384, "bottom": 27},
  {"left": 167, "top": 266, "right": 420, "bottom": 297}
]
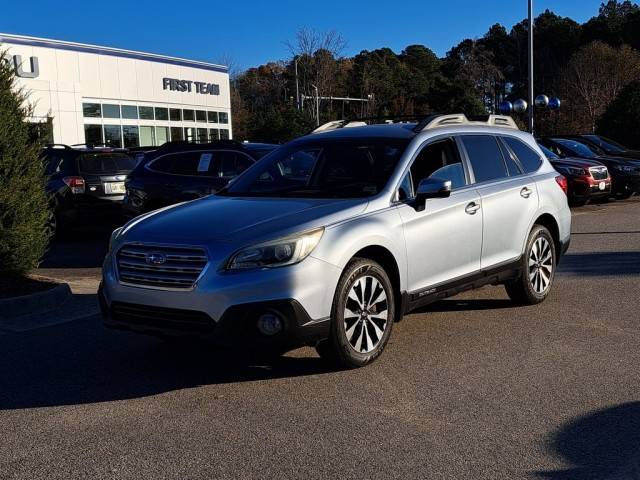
[
  {"left": 513, "top": 99, "right": 528, "bottom": 113},
  {"left": 535, "top": 95, "right": 549, "bottom": 108}
]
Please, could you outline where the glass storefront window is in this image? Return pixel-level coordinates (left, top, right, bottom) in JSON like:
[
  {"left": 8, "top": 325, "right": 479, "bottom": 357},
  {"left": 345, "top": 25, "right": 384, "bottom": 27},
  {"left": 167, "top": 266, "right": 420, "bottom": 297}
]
[
  {"left": 102, "top": 104, "right": 120, "bottom": 119},
  {"left": 209, "top": 128, "right": 219, "bottom": 141},
  {"left": 84, "top": 124, "right": 103, "bottom": 145},
  {"left": 170, "top": 127, "right": 183, "bottom": 141},
  {"left": 123, "top": 126, "right": 140, "bottom": 148},
  {"left": 83, "top": 103, "right": 102, "bottom": 118},
  {"left": 104, "top": 125, "right": 123, "bottom": 148},
  {"left": 208, "top": 111, "right": 219, "bottom": 123},
  {"left": 196, "top": 110, "right": 207, "bottom": 122},
  {"left": 140, "top": 126, "right": 156, "bottom": 146},
  {"left": 219, "top": 112, "right": 229, "bottom": 124},
  {"left": 197, "top": 128, "right": 208, "bottom": 143},
  {"left": 156, "top": 126, "right": 169, "bottom": 146},
  {"left": 219, "top": 129, "right": 230, "bottom": 139},
  {"left": 184, "top": 127, "right": 195, "bottom": 142},
  {"left": 121, "top": 105, "right": 138, "bottom": 119},
  {"left": 183, "top": 109, "right": 195, "bottom": 121},
  {"left": 139, "top": 106, "right": 154, "bottom": 120},
  {"left": 155, "top": 107, "right": 169, "bottom": 121},
  {"left": 169, "top": 108, "right": 182, "bottom": 121}
]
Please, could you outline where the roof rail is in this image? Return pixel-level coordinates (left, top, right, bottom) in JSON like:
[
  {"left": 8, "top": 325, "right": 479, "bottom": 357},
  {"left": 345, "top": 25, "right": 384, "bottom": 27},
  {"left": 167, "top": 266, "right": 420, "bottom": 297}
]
[
  {"left": 44, "top": 143, "right": 72, "bottom": 150},
  {"left": 310, "top": 114, "right": 428, "bottom": 134},
  {"left": 415, "top": 113, "right": 519, "bottom": 132}
]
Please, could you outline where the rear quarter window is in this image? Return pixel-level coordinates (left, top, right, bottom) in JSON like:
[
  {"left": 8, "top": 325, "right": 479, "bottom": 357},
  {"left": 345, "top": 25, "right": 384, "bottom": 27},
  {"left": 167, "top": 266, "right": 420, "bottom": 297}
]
[
  {"left": 79, "top": 153, "right": 137, "bottom": 173},
  {"left": 503, "top": 137, "right": 543, "bottom": 173}
]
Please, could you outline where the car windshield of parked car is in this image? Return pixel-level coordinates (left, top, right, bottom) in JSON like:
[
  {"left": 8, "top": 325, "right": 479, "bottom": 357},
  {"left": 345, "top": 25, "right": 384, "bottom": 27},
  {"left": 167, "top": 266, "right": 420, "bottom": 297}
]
[
  {"left": 79, "top": 152, "right": 138, "bottom": 173},
  {"left": 583, "top": 135, "right": 626, "bottom": 153},
  {"left": 222, "top": 138, "right": 409, "bottom": 198},
  {"left": 553, "top": 139, "right": 600, "bottom": 159},
  {"left": 537, "top": 144, "right": 560, "bottom": 160}
]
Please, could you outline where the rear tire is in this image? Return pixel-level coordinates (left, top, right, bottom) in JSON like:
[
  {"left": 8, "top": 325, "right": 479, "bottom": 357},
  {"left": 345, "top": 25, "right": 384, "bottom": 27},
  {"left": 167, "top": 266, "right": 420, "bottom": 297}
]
[
  {"left": 504, "top": 225, "right": 556, "bottom": 305},
  {"left": 316, "top": 258, "right": 395, "bottom": 369}
]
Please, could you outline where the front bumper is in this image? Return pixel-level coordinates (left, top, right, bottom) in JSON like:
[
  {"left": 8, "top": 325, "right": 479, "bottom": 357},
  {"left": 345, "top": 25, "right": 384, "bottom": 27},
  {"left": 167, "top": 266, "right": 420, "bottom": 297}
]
[{"left": 100, "top": 252, "right": 341, "bottom": 347}]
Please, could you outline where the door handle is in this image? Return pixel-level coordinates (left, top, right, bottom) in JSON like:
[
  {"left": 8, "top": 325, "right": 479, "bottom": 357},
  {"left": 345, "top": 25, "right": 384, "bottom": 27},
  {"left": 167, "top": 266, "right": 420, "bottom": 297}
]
[
  {"left": 520, "top": 187, "right": 533, "bottom": 198},
  {"left": 465, "top": 202, "right": 480, "bottom": 215}
]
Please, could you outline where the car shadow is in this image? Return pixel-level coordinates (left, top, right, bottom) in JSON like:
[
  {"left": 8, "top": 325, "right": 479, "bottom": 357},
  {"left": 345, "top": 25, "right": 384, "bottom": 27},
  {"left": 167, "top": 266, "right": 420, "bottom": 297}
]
[
  {"left": 0, "top": 297, "right": 336, "bottom": 410},
  {"left": 41, "top": 223, "right": 119, "bottom": 269},
  {"left": 534, "top": 402, "right": 640, "bottom": 479},
  {"left": 412, "top": 298, "right": 514, "bottom": 314},
  {"left": 558, "top": 252, "right": 640, "bottom": 276}
]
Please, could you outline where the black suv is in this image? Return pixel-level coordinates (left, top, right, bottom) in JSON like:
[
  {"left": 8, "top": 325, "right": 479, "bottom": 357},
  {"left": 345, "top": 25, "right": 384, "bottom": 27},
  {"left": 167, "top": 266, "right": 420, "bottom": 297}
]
[
  {"left": 538, "top": 137, "right": 640, "bottom": 199},
  {"left": 560, "top": 134, "right": 640, "bottom": 161},
  {"left": 123, "top": 141, "right": 277, "bottom": 216},
  {"left": 42, "top": 145, "right": 137, "bottom": 234}
]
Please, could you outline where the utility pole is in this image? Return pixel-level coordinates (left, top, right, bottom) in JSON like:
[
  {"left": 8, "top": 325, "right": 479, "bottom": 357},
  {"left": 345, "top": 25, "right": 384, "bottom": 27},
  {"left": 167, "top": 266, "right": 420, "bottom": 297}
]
[
  {"left": 528, "top": 0, "right": 534, "bottom": 133},
  {"left": 294, "top": 57, "right": 300, "bottom": 111}
]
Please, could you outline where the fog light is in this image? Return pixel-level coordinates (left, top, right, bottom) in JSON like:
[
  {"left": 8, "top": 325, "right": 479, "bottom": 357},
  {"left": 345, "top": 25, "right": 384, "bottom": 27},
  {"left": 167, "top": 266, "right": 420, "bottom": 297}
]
[{"left": 257, "top": 312, "right": 283, "bottom": 336}]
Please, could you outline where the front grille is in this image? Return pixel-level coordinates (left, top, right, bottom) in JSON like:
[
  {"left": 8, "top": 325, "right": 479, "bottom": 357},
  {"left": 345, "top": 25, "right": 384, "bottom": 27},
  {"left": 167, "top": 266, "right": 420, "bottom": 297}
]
[
  {"left": 111, "top": 302, "right": 214, "bottom": 333},
  {"left": 116, "top": 244, "right": 208, "bottom": 289},
  {"left": 589, "top": 166, "right": 609, "bottom": 180}
]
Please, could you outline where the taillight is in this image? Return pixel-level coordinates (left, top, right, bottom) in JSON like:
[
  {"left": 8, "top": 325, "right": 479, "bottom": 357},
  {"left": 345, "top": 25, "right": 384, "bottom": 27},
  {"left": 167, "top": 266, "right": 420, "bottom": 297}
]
[
  {"left": 63, "top": 176, "right": 85, "bottom": 194},
  {"left": 555, "top": 175, "right": 568, "bottom": 195}
]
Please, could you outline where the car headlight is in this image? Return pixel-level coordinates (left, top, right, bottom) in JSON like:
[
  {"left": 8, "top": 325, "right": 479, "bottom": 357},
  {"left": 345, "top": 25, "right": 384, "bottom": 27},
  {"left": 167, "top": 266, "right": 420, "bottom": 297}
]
[
  {"left": 108, "top": 227, "right": 123, "bottom": 253},
  {"left": 225, "top": 228, "right": 324, "bottom": 270}
]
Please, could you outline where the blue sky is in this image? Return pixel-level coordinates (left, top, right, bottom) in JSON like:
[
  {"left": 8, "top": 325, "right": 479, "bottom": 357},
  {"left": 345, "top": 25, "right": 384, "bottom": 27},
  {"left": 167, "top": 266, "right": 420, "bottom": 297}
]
[{"left": 1, "top": 0, "right": 606, "bottom": 70}]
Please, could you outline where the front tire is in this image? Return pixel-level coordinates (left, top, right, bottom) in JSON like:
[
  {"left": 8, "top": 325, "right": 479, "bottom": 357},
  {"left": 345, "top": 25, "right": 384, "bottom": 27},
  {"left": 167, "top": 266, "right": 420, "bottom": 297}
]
[
  {"left": 316, "top": 258, "right": 395, "bottom": 368},
  {"left": 504, "top": 225, "right": 556, "bottom": 305}
]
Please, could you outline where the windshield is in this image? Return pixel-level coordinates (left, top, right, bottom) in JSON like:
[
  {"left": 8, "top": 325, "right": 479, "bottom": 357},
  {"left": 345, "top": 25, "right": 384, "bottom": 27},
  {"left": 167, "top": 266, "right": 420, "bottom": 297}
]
[
  {"left": 553, "top": 139, "right": 600, "bottom": 159},
  {"left": 583, "top": 135, "right": 626, "bottom": 153},
  {"left": 222, "top": 138, "right": 409, "bottom": 198},
  {"left": 79, "top": 153, "right": 137, "bottom": 173},
  {"left": 537, "top": 143, "right": 560, "bottom": 160}
]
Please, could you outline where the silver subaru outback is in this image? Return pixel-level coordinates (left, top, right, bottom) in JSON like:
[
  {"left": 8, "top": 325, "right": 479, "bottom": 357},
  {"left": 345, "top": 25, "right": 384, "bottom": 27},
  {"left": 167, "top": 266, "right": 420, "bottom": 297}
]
[{"left": 100, "top": 114, "right": 571, "bottom": 368}]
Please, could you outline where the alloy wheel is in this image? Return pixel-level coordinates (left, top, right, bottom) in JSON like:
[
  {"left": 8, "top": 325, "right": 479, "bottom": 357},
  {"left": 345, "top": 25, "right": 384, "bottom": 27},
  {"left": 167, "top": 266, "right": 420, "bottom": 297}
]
[
  {"left": 343, "top": 275, "right": 389, "bottom": 354},
  {"left": 528, "top": 236, "right": 553, "bottom": 294}
]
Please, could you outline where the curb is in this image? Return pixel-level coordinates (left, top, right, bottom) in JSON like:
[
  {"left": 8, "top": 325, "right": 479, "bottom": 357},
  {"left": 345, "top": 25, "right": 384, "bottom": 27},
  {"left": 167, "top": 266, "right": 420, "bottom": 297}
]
[{"left": 0, "top": 283, "right": 72, "bottom": 320}]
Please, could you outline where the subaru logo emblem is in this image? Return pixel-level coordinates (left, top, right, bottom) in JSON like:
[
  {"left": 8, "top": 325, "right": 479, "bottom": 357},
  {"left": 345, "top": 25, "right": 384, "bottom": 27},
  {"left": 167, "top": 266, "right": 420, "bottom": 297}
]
[{"left": 146, "top": 253, "right": 167, "bottom": 265}]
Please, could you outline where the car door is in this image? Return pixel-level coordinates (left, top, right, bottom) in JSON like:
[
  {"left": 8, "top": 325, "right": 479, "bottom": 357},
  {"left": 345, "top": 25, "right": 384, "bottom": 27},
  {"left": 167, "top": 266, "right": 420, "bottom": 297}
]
[
  {"left": 396, "top": 136, "right": 483, "bottom": 292},
  {"left": 460, "top": 134, "right": 539, "bottom": 269},
  {"left": 206, "top": 151, "right": 254, "bottom": 192}
]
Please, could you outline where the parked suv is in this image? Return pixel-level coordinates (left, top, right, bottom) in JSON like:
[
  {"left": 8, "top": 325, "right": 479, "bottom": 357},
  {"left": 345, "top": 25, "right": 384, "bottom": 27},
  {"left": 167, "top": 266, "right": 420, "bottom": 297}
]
[
  {"left": 123, "top": 141, "right": 277, "bottom": 216},
  {"left": 537, "top": 143, "right": 611, "bottom": 206},
  {"left": 42, "top": 145, "right": 137, "bottom": 235},
  {"left": 538, "top": 137, "right": 640, "bottom": 199},
  {"left": 101, "top": 114, "right": 571, "bottom": 368}
]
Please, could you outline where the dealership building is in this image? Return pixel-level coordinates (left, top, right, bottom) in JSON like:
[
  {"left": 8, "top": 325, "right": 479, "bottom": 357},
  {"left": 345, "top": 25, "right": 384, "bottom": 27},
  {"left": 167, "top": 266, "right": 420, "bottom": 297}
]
[{"left": 0, "top": 33, "right": 232, "bottom": 147}]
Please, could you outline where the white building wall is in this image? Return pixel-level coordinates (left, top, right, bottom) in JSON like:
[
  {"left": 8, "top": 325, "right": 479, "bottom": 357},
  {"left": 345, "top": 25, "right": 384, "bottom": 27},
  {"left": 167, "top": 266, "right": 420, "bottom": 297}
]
[{"left": 1, "top": 33, "right": 231, "bottom": 146}]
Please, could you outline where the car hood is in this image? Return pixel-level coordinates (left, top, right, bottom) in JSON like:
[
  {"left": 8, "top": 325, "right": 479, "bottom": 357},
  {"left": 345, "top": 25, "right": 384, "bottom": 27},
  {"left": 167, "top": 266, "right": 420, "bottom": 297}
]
[
  {"left": 593, "top": 155, "right": 640, "bottom": 166},
  {"left": 551, "top": 157, "right": 605, "bottom": 169},
  {"left": 609, "top": 150, "right": 640, "bottom": 160},
  {"left": 121, "top": 195, "right": 368, "bottom": 245}
]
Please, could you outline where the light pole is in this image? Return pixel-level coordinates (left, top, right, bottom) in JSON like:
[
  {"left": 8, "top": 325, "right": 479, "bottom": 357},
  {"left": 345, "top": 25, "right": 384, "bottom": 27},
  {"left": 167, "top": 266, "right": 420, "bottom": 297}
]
[{"left": 528, "top": 0, "right": 534, "bottom": 133}]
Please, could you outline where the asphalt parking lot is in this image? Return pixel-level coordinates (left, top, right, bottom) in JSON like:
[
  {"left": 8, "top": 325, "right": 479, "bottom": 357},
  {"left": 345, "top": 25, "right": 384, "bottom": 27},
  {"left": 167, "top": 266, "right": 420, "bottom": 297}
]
[{"left": 1, "top": 198, "right": 640, "bottom": 480}]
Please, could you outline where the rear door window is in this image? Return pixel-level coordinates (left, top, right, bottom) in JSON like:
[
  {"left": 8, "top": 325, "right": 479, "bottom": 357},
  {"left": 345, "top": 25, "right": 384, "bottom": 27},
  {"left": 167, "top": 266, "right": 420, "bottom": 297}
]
[
  {"left": 502, "top": 137, "right": 543, "bottom": 173},
  {"left": 218, "top": 152, "right": 253, "bottom": 178},
  {"left": 461, "top": 135, "right": 508, "bottom": 184},
  {"left": 150, "top": 152, "right": 222, "bottom": 176},
  {"left": 78, "top": 153, "right": 136, "bottom": 173}
]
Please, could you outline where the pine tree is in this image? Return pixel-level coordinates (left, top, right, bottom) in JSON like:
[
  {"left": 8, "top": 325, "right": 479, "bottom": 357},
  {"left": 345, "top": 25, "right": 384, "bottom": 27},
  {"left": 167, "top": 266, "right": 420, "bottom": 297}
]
[{"left": 0, "top": 53, "right": 48, "bottom": 276}]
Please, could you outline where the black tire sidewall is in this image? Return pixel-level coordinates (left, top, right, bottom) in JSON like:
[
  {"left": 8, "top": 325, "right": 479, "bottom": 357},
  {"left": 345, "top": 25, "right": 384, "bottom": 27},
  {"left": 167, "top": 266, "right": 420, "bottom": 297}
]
[
  {"left": 329, "top": 258, "right": 395, "bottom": 368},
  {"left": 522, "top": 226, "right": 556, "bottom": 302}
]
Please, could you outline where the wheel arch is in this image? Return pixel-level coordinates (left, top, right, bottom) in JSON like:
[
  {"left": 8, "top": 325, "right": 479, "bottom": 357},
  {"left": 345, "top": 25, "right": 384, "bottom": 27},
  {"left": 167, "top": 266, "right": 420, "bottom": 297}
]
[
  {"left": 351, "top": 245, "right": 404, "bottom": 322},
  {"left": 533, "top": 213, "right": 561, "bottom": 263}
]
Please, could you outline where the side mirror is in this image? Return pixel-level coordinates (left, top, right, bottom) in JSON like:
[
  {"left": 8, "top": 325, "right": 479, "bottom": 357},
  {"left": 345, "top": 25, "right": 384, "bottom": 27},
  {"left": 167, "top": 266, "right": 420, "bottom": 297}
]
[{"left": 415, "top": 177, "right": 452, "bottom": 211}]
